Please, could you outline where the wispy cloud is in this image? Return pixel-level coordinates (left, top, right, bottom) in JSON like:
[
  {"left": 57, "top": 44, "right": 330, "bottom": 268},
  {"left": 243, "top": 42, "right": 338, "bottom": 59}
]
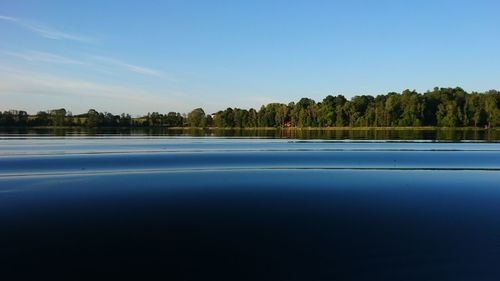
[
  {"left": 0, "top": 66, "right": 190, "bottom": 113},
  {"left": 0, "top": 16, "right": 169, "bottom": 78},
  {"left": 0, "top": 15, "right": 93, "bottom": 43},
  {"left": 1, "top": 50, "right": 86, "bottom": 65},
  {"left": 0, "top": 15, "right": 16, "bottom": 21},
  {"left": 1, "top": 49, "right": 167, "bottom": 78},
  {"left": 89, "top": 55, "right": 163, "bottom": 77}
]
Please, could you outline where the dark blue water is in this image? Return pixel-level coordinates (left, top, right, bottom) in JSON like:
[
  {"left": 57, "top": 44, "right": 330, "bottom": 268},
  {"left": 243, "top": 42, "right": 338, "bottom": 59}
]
[{"left": 1, "top": 137, "right": 500, "bottom": 280}]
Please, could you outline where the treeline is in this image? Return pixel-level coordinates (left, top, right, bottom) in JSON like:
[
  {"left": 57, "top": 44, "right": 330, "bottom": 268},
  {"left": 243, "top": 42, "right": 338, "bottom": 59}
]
[
  {"left": 1, "top": 87, "right": 499, "bottom": 128},
  {"left": 209, "top": 87, "right": 499, "bottom": 128},
  {"left": 0, "top": 108, "right": 185, "bottom": 128}
]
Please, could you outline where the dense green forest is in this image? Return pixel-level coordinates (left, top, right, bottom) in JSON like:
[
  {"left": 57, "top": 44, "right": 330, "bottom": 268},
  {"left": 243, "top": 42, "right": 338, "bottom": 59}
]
[{"left": 1, "top": 87, "right": 499, "bottom": 128}]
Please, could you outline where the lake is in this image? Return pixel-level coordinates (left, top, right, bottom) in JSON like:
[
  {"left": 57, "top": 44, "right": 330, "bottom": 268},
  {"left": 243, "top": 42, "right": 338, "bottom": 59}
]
[{"left": 1, "top": 130, "right": 500, "bottom": 280}]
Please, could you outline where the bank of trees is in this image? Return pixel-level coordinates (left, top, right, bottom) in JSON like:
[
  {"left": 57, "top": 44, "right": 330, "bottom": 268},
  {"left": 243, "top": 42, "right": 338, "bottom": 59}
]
[
  {"left": 210, "top": 88, "right": 499, "bottom": 128},
  {"left": 1, "top": 87, "right": 499, "bottom": 128}
]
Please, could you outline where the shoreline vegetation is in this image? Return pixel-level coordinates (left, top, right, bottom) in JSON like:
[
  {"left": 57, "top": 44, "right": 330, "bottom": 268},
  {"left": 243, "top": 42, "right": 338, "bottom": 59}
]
[{"left": 1, "top": 87, "right": 499, "bottom": 129}]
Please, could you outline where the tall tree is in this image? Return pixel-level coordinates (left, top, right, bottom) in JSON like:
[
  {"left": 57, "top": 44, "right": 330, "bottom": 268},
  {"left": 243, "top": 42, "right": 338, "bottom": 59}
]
[{"left": 187, "top": 108, "right": 206, "bottom": 127}]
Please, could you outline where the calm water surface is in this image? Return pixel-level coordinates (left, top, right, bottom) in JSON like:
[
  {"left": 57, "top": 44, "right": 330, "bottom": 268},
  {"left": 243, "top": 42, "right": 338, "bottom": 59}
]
[{"left": 1, "top": 132, "right": 500, "bottom": 280}]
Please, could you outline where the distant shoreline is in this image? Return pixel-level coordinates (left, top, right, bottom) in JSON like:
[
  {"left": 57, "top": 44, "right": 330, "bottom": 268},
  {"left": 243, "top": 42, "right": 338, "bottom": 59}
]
[{"left": 1, "top": 88, "right": 499, "bottom": 129}]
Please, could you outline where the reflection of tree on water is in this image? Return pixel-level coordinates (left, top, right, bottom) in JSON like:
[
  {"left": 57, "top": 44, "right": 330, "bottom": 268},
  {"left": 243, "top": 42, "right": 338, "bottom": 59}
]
[{"left": 0, "top": 128, "right": 497, "bottom": 141}]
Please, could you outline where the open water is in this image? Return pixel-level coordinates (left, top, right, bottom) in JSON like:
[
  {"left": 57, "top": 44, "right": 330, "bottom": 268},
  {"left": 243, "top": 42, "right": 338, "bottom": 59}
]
[{"left": 1, "top": 132, "right": 499, "bottom": 280}]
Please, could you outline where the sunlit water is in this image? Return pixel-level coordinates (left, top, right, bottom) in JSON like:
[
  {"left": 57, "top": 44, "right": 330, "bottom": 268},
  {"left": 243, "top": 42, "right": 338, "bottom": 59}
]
[{"left": 1, "top": 134, "right": 500, "bottom": 280}]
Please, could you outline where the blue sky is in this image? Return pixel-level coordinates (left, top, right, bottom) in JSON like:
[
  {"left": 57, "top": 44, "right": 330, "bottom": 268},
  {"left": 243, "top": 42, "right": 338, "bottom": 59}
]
[{"left": 1, "top": 0, "right": 499, "bottom": 115}]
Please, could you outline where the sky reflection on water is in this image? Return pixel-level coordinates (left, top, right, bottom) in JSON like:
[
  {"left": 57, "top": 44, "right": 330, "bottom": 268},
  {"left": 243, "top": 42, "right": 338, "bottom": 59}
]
[{"left": 1, "top": 136, "right": 500, "bottom": 280}]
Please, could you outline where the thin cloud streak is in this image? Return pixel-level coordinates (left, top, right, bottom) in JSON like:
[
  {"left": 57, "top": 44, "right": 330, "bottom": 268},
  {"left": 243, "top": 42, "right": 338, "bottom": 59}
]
[
  {"left": 89, "top": 55, "right": 164, "bottom": 77},
  {"left": 2, "top": 50, "right": 86, "bottom": 65},
  {"left": 0, "top": 16, "right": 168, "bottom": 78},
  {"left": 1, "top": 49, "right": 168, "bottom": 78},
  {"left": 0, "top": 15, "right": 16, "bottom": 21},
  {"left": 0, "top": 66, "right": 191, "bottom": 113},
  {"left": 0, "top": 15, "right": 93, "bottom": 43}
]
